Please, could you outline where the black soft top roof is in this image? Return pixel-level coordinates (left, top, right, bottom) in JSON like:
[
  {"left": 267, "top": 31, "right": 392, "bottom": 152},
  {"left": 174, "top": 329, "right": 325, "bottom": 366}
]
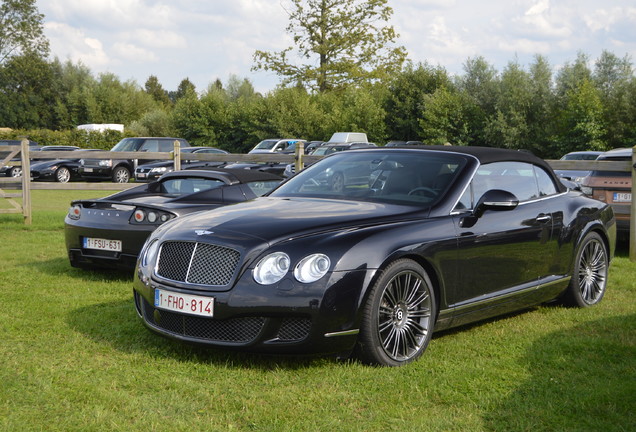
[
  {"left": 360, "top": 145, "right": 566, "bottom": 192},
  {"left": 164, "top": 167, "right": 282, "bottom": 184}
]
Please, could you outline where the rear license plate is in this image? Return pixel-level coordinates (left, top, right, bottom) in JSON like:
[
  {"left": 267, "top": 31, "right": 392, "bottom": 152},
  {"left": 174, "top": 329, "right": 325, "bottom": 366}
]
[
  {"left": 613, "top": 192, "right": 631, "bottom": 203},
  {"left": 83, "top": 237, "right": 122, "bottom": 252},
  {"left": 154, "top": 289, "right": 214, "bottom": 317}
]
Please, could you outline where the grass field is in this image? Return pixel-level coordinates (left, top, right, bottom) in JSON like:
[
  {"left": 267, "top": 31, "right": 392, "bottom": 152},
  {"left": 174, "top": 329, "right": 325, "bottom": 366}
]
[{"left": 0, "top": 190, "right": 634, "bottom": 431}]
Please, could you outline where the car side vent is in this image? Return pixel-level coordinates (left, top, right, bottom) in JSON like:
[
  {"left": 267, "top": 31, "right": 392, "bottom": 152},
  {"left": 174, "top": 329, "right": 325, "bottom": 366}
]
[{"left": 156, "top": 241, "right": 240, "bottom": 286}]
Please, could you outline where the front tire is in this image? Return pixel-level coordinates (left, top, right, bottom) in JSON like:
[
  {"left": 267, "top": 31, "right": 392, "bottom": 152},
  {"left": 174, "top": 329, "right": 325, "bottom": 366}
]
[
  {"left": 55, "top": 167, "right": 71, "bottom": 183},
  {"left": 112, "top": 166, "right": 130, "bottom": 183},
  {"left": 563, "top": 232, "right": 608, "bottom": 307},
  {"left": 8, "top": 166, "right": 21, "bottom": 177},
  {"left": 355, "top": 259, "right": 436, "bottom": 366}
]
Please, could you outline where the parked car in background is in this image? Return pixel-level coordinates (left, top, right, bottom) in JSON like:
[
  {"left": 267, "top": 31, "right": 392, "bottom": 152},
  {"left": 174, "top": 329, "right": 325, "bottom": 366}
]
[
  {"left": 554, "top": 150, "right": 604, "bottom": 181},
  {"left": 248, "top": 139, "right": 304, "bottom": 154},
  {"left": 133, "top": 146, "right": 615, "bottom": 366},
  {"left": 326, "top": 132, "right": 368, "bottom": 143},
  {"left": 135, "top": 147, "right": 228, "bottom": 182},
  {"left": 223, "top": 162, "right": 287, "bottom": 177},
  {"left": 0, "top": 139, "right": 40, "bottom": 177},
  {"left": 560, "top": 151, "right": 604, "bottom": 161},
  {"left": 579, "top": 147, "right": 632, "bottom": 237},
  {"left": 283, "top": 142, "right": 377, "bottom": 177},
  {"left": 30, "top": 147, "right": 97, "bottom": 183},
  {"left": 79, "top": 137, "right": 191, "bottom": 183},
  {"left": 65, "top": 168, "right": 283, "bottom": 270}
]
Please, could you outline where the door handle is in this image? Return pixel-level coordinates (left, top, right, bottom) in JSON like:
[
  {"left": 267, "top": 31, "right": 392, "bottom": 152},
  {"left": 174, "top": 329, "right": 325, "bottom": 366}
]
[{"left": 536, "top": 214, "right": 551, "bottom": 223}]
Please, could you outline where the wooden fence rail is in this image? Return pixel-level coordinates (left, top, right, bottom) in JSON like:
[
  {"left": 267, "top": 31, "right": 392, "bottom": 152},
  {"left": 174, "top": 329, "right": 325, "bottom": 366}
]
[{"left": 2, "top": 140, "right": 635, "bottom": 260}]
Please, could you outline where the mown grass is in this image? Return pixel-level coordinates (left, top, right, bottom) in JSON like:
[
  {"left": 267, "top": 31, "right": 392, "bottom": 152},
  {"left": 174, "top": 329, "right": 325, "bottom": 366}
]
[{"left": 0, "top": 190, "right": 634, "bottom": 431}]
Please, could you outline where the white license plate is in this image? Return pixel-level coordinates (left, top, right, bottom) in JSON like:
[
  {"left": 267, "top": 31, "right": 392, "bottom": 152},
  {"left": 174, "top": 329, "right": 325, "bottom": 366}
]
[
  {"left": 613, "top": 192, "right": 631, "bottom": 203},
  {"left": 84, "top": 168, "right": 93, "bottom": 172},
  {"left": 83, "top": 237, "right": 122, "bottom": 252},
  {"left": 154, "top": 289, "right": 214, "bottom": 317},
  {"left": 137, "top": 173, "right": 147, "bottom": 178}
]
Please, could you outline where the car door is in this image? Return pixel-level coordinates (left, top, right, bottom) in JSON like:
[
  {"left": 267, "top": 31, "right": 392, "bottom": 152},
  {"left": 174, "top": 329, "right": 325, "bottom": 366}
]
[{"left": 449, "top": 162, "right": 559, "bottom": 320}]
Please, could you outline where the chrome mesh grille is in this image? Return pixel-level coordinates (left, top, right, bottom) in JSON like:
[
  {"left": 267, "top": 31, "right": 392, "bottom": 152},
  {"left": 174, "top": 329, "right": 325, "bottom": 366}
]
[
  {"left": 277, "top": 318, "right": 311, "bottom": 341},
  {"left": 156, "top": 241, "right": 240, "bottom": 286}
]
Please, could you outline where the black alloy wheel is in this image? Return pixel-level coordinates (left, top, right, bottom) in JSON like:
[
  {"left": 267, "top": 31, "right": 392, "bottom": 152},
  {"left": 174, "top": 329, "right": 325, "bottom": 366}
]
[
  {"left": 563, "top": 232, "right": 608, "bottom": 307},
  {"left": 356, "top": 259, "right": 436, "bottom": 366}
]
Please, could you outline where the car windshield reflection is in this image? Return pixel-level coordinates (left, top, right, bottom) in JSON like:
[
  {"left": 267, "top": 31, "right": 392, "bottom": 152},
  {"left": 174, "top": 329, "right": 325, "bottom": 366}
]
[{"left": 271, "top": 151, "right": 465, "bottom": 206}]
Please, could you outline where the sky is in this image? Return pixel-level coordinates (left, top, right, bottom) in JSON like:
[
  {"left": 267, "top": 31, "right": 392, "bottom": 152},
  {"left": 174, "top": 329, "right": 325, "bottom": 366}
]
[{"left": 40, "top": 0, "right": 636, "bottom": 94}]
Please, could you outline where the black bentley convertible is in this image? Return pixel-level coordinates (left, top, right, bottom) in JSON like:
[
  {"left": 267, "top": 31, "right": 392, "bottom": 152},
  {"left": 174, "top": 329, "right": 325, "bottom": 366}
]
[
  {"left": 133, "top": 146, "right": 616, "bottom": 366},
  {"left": 65, "top": 169, "right": 282, "bottom": 270}
]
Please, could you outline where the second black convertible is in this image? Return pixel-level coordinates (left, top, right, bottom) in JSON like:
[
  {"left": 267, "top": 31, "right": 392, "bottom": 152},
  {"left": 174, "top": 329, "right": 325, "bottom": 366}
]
[
  {"left": 133, "top": 146, "right": 616, "bottom": 366},
  {"left": 65, "top": 168, "right": 282, "bottom": 270}
]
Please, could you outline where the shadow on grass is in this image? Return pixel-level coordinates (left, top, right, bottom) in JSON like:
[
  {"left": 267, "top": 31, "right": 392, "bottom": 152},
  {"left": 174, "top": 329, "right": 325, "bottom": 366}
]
[
  {"left": 66, "top": 299, "right": 338, "bottom": 370},
  {"left": 484, "top": 313, "right": 636, "bottom": 431},
  {"left": 27, "top": 256, "right": 134, "bottom": 282}
]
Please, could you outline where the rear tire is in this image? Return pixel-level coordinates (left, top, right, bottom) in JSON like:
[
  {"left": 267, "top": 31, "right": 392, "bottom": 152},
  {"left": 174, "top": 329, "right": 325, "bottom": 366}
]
[
  {"left": 112, "top": 166, "right": 130, "bottom": 183},
  {"left": 562, "top": 232, "right": 608, "bottom": 307},
  {"left": 355, "top": 259, "right": 436, "bottom": 366},
  {"left": 8, "top": 166, "right": 21, "bottom": 177}
]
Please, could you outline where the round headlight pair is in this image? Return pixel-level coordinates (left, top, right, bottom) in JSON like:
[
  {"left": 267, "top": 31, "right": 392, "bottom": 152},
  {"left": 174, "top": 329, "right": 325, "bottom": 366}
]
[{"left": 253, "top": 252, "right": 330, "bottom": 285}]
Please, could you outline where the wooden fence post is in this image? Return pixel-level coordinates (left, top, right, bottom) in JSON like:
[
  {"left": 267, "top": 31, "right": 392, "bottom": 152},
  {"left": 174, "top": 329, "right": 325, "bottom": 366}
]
[
  {"left": 295, "top": 141, "right": 305, "bottom": 174},
  {"left": 21, "top": 138, "right": 31, "bottom": 225},
  {"left": 630, "top": 146, "right": 636, "bottom": 262},
  {"left": 173, "top": 140, "right": 181, "bottom": 171}
]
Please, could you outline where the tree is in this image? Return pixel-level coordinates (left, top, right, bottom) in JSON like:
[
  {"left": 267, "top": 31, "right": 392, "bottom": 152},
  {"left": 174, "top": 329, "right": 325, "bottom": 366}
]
[
  {"left": 384, "top": 62, "right": 451, "bottom": 141},
  {"left": 0, "top": 52, "right": 56, "bottom": 128},
  {"left": 252, "top": 0, "right": 407, "bottom": 92},
  {"left": 169, "top": 78, "right": 196, "bottom": 102},
  {"left": 0, "top": 0, "right": 49, "bottom": 63},
  {"left": 144, "top": 75, "right": 171, "bottom": 106}
]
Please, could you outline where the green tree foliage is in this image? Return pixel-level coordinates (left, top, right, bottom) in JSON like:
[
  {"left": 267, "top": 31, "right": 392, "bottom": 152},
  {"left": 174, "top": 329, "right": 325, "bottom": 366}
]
[
  {"left": 556, "top": 79, "right": 607, "bottom": 154},
  {"left": 144, "top": 75, "right": 171, "bottom": 107},
  {"left": 419, "top": 86, "right": 472, "bottom": 146},
  {"left": 0, "top": 52, "right": 56, "bottom": 128},
  {"left": 0, "top": 0, "right": 48, "bottom": 63},
  {"left": 252, "top": 0, "right": 407, "bottom": 92},
  {"left": 384, "top": 62, "right": 451, "bottom": 141}
]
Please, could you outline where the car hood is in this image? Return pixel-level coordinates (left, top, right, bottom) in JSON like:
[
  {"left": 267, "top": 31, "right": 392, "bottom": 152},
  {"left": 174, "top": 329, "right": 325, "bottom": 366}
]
[{"left": 156, "top": 197, "right": 428, "bottom": 244}]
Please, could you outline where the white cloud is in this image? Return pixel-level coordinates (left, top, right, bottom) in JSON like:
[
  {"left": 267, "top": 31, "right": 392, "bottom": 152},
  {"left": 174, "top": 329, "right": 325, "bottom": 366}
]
[
  {"left": 112, "top": 42, "right": 158, "bottom": 63},
  {"left": 44, "top": 22, "right": 110, "bottom": 67}
]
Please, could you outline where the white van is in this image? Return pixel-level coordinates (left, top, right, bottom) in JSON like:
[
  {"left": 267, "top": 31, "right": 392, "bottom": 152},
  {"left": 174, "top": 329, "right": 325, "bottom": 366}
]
[{"left": 327, "top": 132, "right": 368, "bottom": 143}]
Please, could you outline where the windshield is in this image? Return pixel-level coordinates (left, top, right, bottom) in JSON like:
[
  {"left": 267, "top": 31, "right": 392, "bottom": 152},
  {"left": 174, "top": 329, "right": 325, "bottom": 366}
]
[
  {"left": 111, "top": 138, "right": 146, "bottom": 152},
  {"left": 253, "top": 139, "right": 279, "bottom": 150},
  {"left": 271, "top": 150, "right": 466, "bottom": 206},
  {"left": 159, "top": 178, "right": 225, "bottom": 195},
  {"left": 311, "top": 146, "right": 346, "bottom": 156}
]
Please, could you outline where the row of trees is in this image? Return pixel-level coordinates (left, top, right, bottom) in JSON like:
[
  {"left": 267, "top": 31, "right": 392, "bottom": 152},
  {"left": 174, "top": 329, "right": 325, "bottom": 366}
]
[{"left": 1, "top": 0, "right": 635, "bottom": 158}]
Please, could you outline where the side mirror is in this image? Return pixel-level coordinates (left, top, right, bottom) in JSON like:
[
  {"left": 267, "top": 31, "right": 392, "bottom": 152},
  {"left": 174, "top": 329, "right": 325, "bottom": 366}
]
[{"left": 473, "top": 189, "right": 519, "bottom": 218}]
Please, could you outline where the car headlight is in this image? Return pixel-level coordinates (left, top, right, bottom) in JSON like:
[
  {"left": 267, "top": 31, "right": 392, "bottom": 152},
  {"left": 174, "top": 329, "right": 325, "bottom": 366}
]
[
  {"left": 141, "top": 239, "right": 160, "bottom": 267},
  {"left": 294, "top": 254, "right": 330, "bottom": 283},
  {"left": 98, "top": 160, "right": 112, "bottom": 167},
  {"left": 253, "top": 252, "right": 290, "bottom": 285},
  {"left": 150, "top": 167, "right": 169, "bottom": 173},
  {"left": 580, "top": 186, "right": 593, "bottom": 195}
]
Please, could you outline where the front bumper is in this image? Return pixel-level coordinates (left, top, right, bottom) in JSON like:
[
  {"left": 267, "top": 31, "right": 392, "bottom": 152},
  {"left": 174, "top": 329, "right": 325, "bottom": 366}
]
[{"left": 133, "top": 267, "right": 371, "bottom": 355}]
